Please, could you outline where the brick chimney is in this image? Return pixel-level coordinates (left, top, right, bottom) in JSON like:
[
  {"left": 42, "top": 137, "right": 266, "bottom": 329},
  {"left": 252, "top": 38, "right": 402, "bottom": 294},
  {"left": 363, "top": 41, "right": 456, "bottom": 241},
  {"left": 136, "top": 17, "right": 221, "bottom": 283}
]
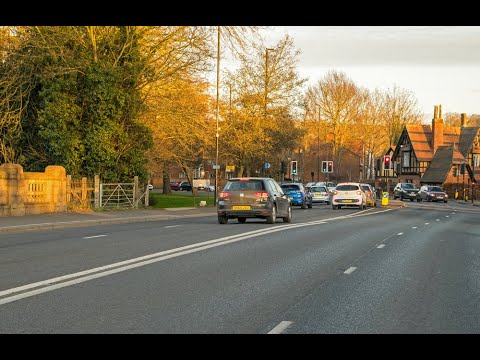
[
  {"left": 461, "top": 113, "right": 467, "bottom": 127},
  {"left": 432, "top": 104, "right": 444, "bottom": 154}
]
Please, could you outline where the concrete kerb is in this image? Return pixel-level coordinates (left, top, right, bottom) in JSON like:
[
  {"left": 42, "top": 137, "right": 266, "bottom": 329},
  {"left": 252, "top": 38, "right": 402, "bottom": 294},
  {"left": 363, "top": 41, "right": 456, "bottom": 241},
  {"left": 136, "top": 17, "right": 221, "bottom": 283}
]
[{"left": 0, "top": 210, "right": 216, "bottom": 234}]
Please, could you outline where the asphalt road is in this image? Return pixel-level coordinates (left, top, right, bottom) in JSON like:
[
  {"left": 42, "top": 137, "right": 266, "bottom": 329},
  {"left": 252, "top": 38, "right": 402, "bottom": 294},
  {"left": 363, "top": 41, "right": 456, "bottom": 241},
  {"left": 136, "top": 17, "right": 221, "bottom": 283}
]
[{"left": 0, "top": 203, "right": 478, "bottom": 333}]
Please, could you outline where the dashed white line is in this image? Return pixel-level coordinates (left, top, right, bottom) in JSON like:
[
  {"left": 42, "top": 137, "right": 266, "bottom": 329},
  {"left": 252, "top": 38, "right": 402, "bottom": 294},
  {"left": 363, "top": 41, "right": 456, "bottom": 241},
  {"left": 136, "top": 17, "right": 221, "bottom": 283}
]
[
  {"left": 164, "top": 225, "right": 182, "bottom": 228},
  {"left": 377, "top": 244, "right": 385, "bottom": 249},
  {"left": 452, "top": 212, "right": 456, "bottom": 214},
  {"left": 397, "top": 232, "right": 404, "bottom": 236},
  {"left": 83, "top": 235, "right": 107, "bottom": 239},
  {"left": 268, "top": 321, "right": 293, "bottom": 334},
  {"left": 445, "top": 215, "right": 449, "bottom": 218},
  {"left": 436, "top": 219, "right": 440, "bottom": 221},
  {"left": 344, "top": 267, "right": 357, "bottom": 274},
  {"left": 412, "top": 226, "right": 418, "bottom": 229},
  {"left": 425, "top": 223, "right": 430, "bottom": 225}
]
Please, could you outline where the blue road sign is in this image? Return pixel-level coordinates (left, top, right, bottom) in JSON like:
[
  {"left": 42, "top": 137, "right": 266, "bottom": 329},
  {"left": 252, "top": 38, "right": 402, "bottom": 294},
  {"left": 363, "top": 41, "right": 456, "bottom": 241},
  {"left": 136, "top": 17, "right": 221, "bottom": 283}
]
[{"left": 265, "top": 162, "right": 270, "bottom": 169}]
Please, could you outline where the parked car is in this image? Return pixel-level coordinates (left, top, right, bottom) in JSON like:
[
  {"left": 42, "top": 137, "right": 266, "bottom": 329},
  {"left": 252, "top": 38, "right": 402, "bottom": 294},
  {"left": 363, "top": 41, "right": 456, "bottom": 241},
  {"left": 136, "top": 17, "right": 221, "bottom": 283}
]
[
  {"left": 217, "top": 177, "right": 292, "bottom": 224},
  {"left": 280, "top": 183, "right": 313, "bottom": 209},
  {"left": 360, "top": 183, "right": 377, "bottom": 207},
  {"left": 309, "top": 185, "right": 330, "bottom": 205},
  {"left": 393, "top": 182, "right": 419, "bottom": 201},
  {"left": 169, "top": 181, "right": 181, "bottom": 191},
  {"left": 416, "top": 185, "right": 448, "bottom": 203},
  {"left": 179, "top": 181, "right": 192, "bottom": 191},
  {"left": 331, "top": 182, "right": 367, "bottom": 210}
]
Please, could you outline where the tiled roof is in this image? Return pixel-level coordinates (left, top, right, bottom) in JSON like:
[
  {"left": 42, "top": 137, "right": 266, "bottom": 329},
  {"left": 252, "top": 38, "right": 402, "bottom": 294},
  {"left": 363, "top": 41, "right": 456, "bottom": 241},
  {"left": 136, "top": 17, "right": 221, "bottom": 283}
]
[
  {"left": 406, "top": 123, "right": 476, "bottom": 161},
  {"left": 421, "top": 146, "right": 455, "bottom": 183},
  {"left": 458, "top": 127, "right": 480, "bottom": 157},
  {"left": 406, "top": 125, "right": 432, "bottom": 161}
]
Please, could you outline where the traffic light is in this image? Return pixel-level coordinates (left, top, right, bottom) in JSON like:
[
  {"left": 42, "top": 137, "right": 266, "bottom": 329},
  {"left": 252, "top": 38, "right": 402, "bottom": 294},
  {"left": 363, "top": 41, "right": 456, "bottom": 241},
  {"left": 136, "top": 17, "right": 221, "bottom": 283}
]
[
  {"left": 384, "top": 155, "right": 391, "bottom": 169},
  {"left": 322, "top": 161, "right": 327, "bottom": 173},
  {"left": 291, "top": 160, "right": 297, "bottom": 174},
  {"left": 327, "top": 161, "right": 333, "bottom": 173}
]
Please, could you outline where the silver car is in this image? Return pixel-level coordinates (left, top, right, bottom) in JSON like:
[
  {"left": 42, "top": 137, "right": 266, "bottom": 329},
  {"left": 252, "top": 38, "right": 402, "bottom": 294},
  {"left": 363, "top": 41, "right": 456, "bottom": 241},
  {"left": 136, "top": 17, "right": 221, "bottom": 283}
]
[{"left": 310, "top": 185, "right": 330, "bottom": 204}]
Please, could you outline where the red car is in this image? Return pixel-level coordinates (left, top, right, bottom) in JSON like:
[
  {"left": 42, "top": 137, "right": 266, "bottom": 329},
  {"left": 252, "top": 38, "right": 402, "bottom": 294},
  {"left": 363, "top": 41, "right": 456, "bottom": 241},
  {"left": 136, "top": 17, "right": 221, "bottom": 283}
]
[{"left": 169, "top": 181, "right": 181, "bottom": 191}]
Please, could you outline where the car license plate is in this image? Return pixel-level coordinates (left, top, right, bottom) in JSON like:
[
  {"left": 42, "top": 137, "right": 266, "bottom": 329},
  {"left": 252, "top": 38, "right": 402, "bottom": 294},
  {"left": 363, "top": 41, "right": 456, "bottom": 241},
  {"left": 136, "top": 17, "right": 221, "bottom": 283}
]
[
  {"left": 314, "top": 193, "right": 321, "bottom": 196},
  {"left": 343, "top": 199, "right": 352, "bottom": 203},
  {"left": 437, "top": 196, "right": 443, "bottom": 199},
  {"left": 232, "top": 205, "right": 251, "bottom": 210}
]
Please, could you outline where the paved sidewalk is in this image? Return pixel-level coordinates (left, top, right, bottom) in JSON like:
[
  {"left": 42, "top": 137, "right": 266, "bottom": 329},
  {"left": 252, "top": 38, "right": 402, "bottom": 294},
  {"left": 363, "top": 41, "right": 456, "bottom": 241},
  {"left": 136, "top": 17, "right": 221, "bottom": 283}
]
[{"left": 0, "top": 207, "right": 217, "bottom": 234}]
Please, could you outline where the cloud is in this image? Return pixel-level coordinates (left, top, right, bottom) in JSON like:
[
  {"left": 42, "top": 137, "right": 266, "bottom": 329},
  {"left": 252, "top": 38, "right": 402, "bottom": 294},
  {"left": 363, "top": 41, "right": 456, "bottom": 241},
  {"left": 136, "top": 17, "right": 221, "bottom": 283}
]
[{"left": 264, "top": 26, "right": 480, "bottom": 67}]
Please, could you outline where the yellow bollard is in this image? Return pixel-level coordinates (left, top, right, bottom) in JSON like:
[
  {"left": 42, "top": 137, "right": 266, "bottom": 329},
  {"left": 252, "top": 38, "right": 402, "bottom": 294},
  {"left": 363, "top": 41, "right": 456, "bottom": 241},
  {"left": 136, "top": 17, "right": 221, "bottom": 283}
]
[{"left": 381, "top": 192, "right": 389, "bottom": 206}]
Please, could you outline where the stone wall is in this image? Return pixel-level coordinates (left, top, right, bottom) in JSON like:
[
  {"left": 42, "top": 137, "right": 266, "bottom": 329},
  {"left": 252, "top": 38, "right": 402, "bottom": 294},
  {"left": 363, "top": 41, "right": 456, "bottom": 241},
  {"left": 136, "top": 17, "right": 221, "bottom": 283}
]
[{"left": 0, "top": 164, "right": 67, "bottom": 216}]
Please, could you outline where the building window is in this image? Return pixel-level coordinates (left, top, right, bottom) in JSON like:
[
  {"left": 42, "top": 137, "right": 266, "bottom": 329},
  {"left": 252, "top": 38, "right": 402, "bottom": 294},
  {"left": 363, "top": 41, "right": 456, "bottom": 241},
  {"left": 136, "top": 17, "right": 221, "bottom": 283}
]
[
  {"left": 473, "top": 154, "right": 480, "bottom": 168},
  {"left": 403, "top": 151, "right": 411, "bottom": 168},
  {"left": 179, "top": 172, "right": 186, "bottom": 179}
]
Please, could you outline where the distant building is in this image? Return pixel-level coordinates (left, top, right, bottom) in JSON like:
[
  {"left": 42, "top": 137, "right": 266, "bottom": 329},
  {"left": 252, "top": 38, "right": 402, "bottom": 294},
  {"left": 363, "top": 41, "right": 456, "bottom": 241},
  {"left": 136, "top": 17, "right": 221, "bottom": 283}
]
[{"left": 392, "top": 105, "right": 479, "bottom": 197}]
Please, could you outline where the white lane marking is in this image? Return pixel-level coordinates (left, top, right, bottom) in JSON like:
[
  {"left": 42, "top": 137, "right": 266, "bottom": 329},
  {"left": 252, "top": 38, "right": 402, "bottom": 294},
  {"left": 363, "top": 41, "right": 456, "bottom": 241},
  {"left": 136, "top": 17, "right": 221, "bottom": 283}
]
[
  {"left": 164, "top": 225, "right": 182, "bottom": 228},
  {"left": 377, "top": 244, "right": 385, "bottom": 249},
  {"left": 397, "top": 232, "right": 403, "bottom": 236},
  {"left": 83, "top": 235, "right": 107, "bottom": 239},
  {"left": 445, "top": 215, "right": 449, "bottom": 218},
  {"left": 0, "top": 208, "right": 395, "bottom": 306},
  {"left": 344, "top": 267, "right": 357, "bottom": 274},
  {"left": 436, "top": 219, "right": 440, "bottom": 221},
  {"left": 412, "top": 226, "right": 418, "bottom": 229},
  {"left": 425, "top": 223, "right": 430, "bottom": 225},
  {"left": 452, "top": 212, "right": 455, "bottom": 214},
  {"left": 268, "top": 321, "right": 293, "bottom": 334}
]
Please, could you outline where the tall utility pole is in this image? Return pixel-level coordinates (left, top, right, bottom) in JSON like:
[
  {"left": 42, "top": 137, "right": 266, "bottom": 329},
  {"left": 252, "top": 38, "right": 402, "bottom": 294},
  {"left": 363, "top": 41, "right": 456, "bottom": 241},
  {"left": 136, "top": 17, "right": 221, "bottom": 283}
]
[
  {"left": 214, "top": 26, "right": 220, "bottom": 205},
  {"left": 263, "top": 47, "right": 275, "bottom": 176},
  {"left": 317, "top": 105, "right": 320, "bottom": 182}
]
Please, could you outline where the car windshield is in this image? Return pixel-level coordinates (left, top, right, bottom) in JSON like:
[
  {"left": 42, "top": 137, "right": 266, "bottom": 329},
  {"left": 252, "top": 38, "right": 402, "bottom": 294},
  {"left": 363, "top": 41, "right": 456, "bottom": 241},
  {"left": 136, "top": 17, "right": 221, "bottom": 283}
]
[
  {"left": 428, "top": 186, "right": 443, "bottom": 192},
  {"left": 336, "top": 185, "right": 360, "bottom": 191},
  {"left": 403, "top": 183, "right": 416, "bottom": 189}
]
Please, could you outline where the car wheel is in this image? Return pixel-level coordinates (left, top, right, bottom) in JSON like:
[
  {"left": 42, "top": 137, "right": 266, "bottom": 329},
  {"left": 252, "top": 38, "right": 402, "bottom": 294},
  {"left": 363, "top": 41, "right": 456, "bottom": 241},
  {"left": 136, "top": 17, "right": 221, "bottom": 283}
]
[
  {"left": 283, "top": 206, "right": 292, "bottom": 223},
  {"left": 218, "top": 215, "right": 228, "bottom": 224},
  {"left": 308, "top": 201, "right": 313, "bottom": 209},
  {"left": 301, "top": 202, "right": 306, "bottom": 209},
  {"left": 427, "top": 196, "right": 432, "bottom": 202},
  {"left": 326, "top": 201, "right": 330, "bottom": 205},
  {"left": 416, "top": 198, "right": 421, "bottom": 202},
  {"left": 266, "top": 205, "right": 276, "bottom": 224},
  {"left": 410, "top": 198, "right": 414, "bottom": 201},
  {"left": 332, "top": 204, "right": 338, "bottom": 210},
  {"left": 362, "top": 203, "right": 366, "bottom": 210},
  {"left": 444, "top": 200, "right": 448, "bottom": 203},
  {"left": 238, "top": 217, "right": 246, "bottom": 223}
]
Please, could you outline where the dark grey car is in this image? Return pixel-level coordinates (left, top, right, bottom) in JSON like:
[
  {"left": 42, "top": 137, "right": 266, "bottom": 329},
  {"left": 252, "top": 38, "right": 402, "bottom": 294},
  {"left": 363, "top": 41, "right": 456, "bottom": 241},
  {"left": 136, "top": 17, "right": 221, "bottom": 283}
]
[
  {"left": 393, "top": 182, "right": 419, "bottom": 201},
  {"left": 217, "top": 177, "right": 292, "bottom": 224}
]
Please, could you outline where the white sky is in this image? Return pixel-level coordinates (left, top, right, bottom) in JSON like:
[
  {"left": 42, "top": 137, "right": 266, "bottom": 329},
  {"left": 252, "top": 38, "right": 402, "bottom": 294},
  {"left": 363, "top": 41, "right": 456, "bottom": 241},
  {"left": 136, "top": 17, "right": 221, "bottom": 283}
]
[{"left": 254, "top": 26, "right": 480, "bottom": 117}]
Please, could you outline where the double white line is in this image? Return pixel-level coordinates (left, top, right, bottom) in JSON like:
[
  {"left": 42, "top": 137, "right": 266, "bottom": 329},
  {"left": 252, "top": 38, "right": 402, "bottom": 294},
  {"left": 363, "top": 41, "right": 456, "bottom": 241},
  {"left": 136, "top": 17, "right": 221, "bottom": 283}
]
[{"left": 0, "top": 209, "right": 392, "bottom": 306}]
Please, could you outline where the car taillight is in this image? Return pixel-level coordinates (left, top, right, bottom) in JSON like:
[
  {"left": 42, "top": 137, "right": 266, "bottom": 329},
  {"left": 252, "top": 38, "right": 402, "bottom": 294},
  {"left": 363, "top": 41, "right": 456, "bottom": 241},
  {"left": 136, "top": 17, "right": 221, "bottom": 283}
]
[
  {"left": 219, "top": 191, "right": 231, "bottom": 198},
  {"left": 356, "top": 191, "right": 362, "bottom": 195},
  {"left": 331, "top": 190, "right": 338, "bottom": 195},
  {"left": 366, "top": 191, "right": 371, "bottom": 195}
]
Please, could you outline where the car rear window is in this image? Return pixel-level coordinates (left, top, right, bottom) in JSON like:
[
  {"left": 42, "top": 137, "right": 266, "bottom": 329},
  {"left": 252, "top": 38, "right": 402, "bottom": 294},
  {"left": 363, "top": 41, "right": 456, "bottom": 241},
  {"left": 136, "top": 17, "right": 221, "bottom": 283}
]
[
  {"left": 281, "top": 184, "right": 301, "bottom": 191},
  {"left": 428, "top": 186, "right": 443, "bottom": 192},
  {"left": 402, "top": 183, "right": 415, "bottom": 189},
  {"left": 336, "top": 185, "right": 360, "bottom": 191},
  {"left": 311, "top": 186, "right": 327, "bottom": 192},
  {"left": 361, "top": 185, "right": 371, "bottom": 192},
  {"left": 224, "top": 180, "right": 265, "bottom": 191}
]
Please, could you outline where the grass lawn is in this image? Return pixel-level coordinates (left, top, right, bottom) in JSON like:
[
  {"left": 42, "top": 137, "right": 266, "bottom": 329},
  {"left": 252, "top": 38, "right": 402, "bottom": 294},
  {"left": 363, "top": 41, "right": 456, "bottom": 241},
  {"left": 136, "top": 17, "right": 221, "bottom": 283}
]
[{"left": 149, "top": 192, "right": 216, "bottom": 208}]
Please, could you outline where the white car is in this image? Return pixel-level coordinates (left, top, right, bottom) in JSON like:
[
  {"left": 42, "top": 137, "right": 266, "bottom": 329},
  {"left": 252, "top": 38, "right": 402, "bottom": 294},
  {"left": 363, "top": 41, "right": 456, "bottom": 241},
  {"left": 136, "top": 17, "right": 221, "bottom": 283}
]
[{"left": 331, "top": 182, "right": 366, "bottom": 210}]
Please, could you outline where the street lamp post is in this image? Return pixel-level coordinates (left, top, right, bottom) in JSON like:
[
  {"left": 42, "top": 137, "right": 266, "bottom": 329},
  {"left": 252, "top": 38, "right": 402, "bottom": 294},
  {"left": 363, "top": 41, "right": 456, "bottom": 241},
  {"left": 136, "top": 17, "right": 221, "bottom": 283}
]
[
  {"left": 214, "top": 26, "right": 220, "bottom": 205},
  {"left": 263, "top": 47, "right": 275, "bottom": 176}
]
